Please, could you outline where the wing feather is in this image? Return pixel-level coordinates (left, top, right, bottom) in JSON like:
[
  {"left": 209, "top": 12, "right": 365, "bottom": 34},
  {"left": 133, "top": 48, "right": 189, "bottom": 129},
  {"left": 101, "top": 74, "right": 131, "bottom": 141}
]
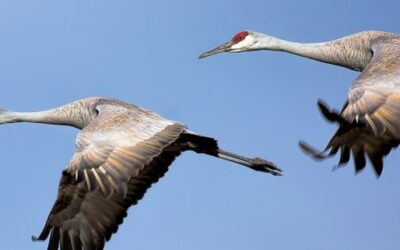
[
  {"left": 33, "top": 104, "right": 186, "bottom": 250},
  {"left": 301, "top": 41, "right": 400, "bottom": 176}
]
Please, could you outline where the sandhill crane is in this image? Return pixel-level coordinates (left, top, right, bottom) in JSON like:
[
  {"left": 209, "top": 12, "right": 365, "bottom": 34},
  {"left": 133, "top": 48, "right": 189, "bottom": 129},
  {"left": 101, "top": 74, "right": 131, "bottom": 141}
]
[
  {"left": 0, "top": 97, "right": 281, "bottom": 250},
  {"left": 199, "top": 30, "right": 400, "bottom": 177}
]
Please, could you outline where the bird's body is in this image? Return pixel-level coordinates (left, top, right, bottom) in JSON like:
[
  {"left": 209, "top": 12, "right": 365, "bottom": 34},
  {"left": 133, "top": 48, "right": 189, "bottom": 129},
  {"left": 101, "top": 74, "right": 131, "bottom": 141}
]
[
  {"left": 200, "top": 30, "right": 400, "bottom": 176},
  {"left": 0, "top": 97, "right": 281, "bottom": 250}
]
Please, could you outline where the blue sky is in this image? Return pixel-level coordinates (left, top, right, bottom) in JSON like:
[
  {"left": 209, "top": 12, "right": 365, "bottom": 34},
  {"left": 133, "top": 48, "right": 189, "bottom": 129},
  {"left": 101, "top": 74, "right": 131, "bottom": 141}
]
[{"left": 0, "top": 1, "right": 399, "bottom": 249}]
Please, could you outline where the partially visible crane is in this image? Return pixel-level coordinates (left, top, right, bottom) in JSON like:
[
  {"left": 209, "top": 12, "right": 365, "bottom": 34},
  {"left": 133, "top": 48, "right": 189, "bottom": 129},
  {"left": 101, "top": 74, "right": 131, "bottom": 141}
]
[
  {"left": 200, "top": 30, "right": 400, "bottom": 177},
  {"left": 0, "top": 97, "right": 281, "bottom": 250}
]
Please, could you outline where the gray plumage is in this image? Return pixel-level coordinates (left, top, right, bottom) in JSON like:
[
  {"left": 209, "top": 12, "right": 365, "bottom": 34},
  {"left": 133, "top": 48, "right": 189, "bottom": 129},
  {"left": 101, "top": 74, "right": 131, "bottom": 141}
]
[
  {"left": 200, "top": 30, "right": 400, "bottom": 176},
  {"left": 0, "top": 97, "right": 281, "bottom": 250}
]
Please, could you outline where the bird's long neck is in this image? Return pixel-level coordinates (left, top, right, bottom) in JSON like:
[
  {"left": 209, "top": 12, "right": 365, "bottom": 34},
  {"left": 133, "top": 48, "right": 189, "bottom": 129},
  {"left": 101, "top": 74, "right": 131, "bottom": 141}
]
[
  {"left": 0, "top": 100, "right": 97, "bottom": 129},
  {"left": 257, "top": 31, "right": 383, "bottom": 71}
]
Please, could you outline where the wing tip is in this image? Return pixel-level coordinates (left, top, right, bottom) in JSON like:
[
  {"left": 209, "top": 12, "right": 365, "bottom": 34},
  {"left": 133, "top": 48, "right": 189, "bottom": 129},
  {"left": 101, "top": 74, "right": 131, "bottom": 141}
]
[
  {"left": 31, "top": 235, "right": 41, "bottom": 242},
  {"left": 368, "top": 153, "right": 384, "bottom": 178},
  {"left": 298, "top": 140, "right": 329, "bottom": 160},
  {"left": 316, "top": 99, "right": 345, "bottom": 123}
]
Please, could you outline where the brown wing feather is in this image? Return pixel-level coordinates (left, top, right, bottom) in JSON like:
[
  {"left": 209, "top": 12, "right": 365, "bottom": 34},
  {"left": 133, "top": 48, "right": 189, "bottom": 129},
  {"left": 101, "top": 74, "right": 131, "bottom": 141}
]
[
  {"left": 33, "top": 104, "right": 186, "bottom": 250},
  {"left": 301, "top": 41, "right": 400, "bottom": 176}
]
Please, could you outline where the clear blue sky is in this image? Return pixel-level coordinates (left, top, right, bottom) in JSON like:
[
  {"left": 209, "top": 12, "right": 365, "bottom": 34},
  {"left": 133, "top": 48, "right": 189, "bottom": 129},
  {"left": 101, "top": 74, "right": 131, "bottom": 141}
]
[{"left": 0, "top": 1, "right": 399, "bottom": 249}]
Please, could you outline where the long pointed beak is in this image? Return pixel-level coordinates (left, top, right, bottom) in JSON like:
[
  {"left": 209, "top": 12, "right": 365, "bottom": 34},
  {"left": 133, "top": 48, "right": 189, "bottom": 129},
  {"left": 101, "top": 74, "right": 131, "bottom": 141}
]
[{"left": 198, "top": 41, "right": 233, "bottom": 59}]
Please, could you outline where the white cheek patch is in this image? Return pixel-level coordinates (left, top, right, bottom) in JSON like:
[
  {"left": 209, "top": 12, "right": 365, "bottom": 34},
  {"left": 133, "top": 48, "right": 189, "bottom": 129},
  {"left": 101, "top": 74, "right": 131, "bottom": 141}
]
[{"left": 231, "top": 35, "right": 255, "bottom": 50}]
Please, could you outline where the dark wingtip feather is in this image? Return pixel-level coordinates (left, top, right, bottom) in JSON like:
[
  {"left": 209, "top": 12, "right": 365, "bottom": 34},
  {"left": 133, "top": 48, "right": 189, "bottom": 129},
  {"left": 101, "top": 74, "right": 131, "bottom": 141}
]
[
  {"left": 317, "top": 99, "right": 334, "bottom": 121},
  {"left": 332, "top": 164, "right": 344, "bottom": 172},
  {"left": 31, "top": 224, "right": 51, "bottom": 242},
  {"left": 48, "top": 228, "right": 60, "bottom": 250},
  {"left": 368, "top": 153, "right": 383, "bottom": 178},
  {"left": 374, "top": 163, "right": 383, "bottom": 178},
  {"left": 338, "top": 147, "right": 350, "bottom": 166},
  {"left": 317, "top": 99, "right": 344, "bottom": 123},
  {"left": 31, "top": 235, "right": 40, "bottom": 242},
  {"left": 298, "top": 140, "right": 329, "bottom": 160},
  {"left": 353, "top": 149, "right": 366, "bottom": 173},
  {"left": 317, "top": 99, "right": 329, "bottom": 113}
]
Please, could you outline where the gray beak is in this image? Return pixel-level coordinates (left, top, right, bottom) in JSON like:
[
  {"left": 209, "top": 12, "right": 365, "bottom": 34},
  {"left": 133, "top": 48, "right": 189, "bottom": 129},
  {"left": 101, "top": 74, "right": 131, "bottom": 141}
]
[{"left": 198, "top": 41, "right": 233, "bottom": 59}]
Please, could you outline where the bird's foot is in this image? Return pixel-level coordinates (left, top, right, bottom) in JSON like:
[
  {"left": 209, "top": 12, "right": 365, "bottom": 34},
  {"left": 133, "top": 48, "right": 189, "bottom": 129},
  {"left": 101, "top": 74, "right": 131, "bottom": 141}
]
[{"left": 250, "top": 157, "right": 283, "bottom": 176}]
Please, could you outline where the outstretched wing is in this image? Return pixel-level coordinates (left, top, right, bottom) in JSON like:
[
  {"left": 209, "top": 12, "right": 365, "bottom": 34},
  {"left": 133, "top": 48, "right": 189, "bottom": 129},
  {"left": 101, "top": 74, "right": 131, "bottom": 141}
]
[
  {"left": 33, "top": 104, "right": 186, "bottom": 250},
  {"left": 300, "top": 41, "right": 400, "bottom": 176}
]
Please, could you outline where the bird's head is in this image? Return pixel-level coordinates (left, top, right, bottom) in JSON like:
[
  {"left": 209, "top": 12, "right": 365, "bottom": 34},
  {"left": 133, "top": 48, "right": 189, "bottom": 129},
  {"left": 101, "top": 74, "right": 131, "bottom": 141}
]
[{"left": 199, "top": 31, "right": 262, "bottom": 59}]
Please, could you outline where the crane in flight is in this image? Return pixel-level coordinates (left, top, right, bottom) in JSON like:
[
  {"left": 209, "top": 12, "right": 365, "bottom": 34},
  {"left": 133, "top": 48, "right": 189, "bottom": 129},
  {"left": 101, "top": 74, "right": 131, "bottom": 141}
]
[
  {"left": 0, "top": 97, "right": 281, "bottom": 250},
  {"left": 200, "top": 30, "right": 400, "bottom": 177}
]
